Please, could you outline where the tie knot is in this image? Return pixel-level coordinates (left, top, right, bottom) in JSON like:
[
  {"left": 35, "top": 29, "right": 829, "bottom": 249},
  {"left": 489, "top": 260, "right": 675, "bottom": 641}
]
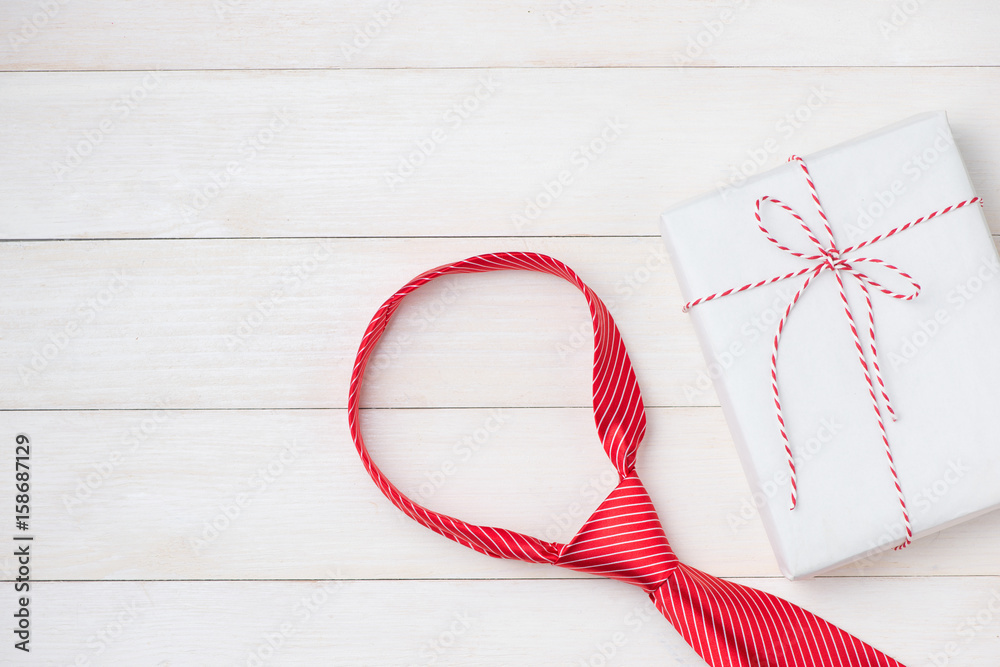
[{"left": 555, "top": 473, "right": 678, "bottom": 592}]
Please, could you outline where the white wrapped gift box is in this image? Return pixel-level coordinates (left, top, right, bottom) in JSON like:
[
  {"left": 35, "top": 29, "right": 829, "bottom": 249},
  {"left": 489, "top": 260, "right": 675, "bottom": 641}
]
[{"left": 661, "top": 112, "right": 1000, "bottom": 579}]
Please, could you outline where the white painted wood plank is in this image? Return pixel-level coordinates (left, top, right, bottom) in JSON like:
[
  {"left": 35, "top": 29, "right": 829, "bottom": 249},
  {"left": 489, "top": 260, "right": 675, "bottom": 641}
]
[
  {"left": 2, "top": 1, "right": 1000, "bottom": 70},
  {"left": 2, "top": 579, "right": 996, "bottom": 665},
  {"left": 7, "top": 235, "right": 1000, "bottom": 412},
  {"left": 0, "top": 236, "right": 710, "bottom": 409},
  {"left": 3, "top": 68, "right": 1000, "bottom": 239},
  {"left": 2, "top": 1, "right": 996, "bottom": 658},
  {"left": 4, "top": 406, "right": 998, "bottom": 581}
]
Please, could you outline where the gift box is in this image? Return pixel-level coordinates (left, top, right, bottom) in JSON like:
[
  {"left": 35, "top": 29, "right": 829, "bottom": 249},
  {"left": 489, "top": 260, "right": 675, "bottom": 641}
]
[{"left": 660, "top": 111, "right": 1000, "bottom": 579}]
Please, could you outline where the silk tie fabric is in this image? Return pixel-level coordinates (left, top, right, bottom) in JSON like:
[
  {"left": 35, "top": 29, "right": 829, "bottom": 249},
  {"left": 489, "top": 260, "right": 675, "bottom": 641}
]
[{"left": 348, "top": 252, "right": 906, "bottom": 667}]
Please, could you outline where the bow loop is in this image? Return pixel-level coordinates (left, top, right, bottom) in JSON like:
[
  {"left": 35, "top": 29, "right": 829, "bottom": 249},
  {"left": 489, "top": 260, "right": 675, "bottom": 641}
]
[
  {"left": 754, "top": 195, "right": 831, "bottom": 261},
  {"left": 847, "top": 257, "right": 921, "bottom": 301}
]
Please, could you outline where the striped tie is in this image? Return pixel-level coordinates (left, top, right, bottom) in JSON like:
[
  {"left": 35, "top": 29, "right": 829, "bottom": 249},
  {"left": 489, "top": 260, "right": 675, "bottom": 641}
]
[{"left": 348, "top": 252, "right": 907, "bottom": 667}]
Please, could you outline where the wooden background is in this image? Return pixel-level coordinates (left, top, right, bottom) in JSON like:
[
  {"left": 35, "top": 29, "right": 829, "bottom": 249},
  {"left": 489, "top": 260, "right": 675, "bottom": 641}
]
[{"left": 3, "top": 1, "right": 1000, "bottom": 664}]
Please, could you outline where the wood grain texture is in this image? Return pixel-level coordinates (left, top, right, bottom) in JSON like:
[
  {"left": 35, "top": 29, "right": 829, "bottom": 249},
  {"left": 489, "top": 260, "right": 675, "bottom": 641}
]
[
  {"left": 3, "top": 68, "right": 1000, "bottom": 239},
  {"left": 4, "top": 1, "right": 1000, "bottom": 663},
  {"left": 2, "top": 0, "right": 1000, "bottom": 70},
  {"left": 5, "top": 579, "right": 998, "bottom": 665},
  {"left": 4, "top": 235, "right": 999, "bottom": 411},
  {"left": 3, "top": 406, "right": 1000, "bottom": 583},
  {"left": 0, "top": 236, "right": 709, "bottom": 409}
]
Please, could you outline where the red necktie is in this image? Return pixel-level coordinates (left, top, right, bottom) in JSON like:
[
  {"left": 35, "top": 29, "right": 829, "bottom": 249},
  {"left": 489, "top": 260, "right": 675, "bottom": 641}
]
[{"left": 348, "top": 252, "right": 906, "bottom": 667}]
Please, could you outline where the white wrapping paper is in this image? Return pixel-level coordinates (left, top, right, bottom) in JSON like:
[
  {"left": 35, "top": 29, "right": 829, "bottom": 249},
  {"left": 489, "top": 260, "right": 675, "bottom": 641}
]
[{"left": 661, "top": 112, "right": 1000, "bottom": 579}]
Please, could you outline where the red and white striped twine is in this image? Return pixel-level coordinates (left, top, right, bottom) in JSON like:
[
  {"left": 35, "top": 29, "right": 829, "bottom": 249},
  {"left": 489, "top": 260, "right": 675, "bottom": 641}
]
[{"left": 683, "top": 155, "right": 983, "bottom": 550}]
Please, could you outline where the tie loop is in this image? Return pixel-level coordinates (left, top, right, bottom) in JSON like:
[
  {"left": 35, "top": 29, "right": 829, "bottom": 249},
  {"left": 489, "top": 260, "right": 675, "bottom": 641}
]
[{"left": 348, "top": 252, "right": 649, "bottom": 567}]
